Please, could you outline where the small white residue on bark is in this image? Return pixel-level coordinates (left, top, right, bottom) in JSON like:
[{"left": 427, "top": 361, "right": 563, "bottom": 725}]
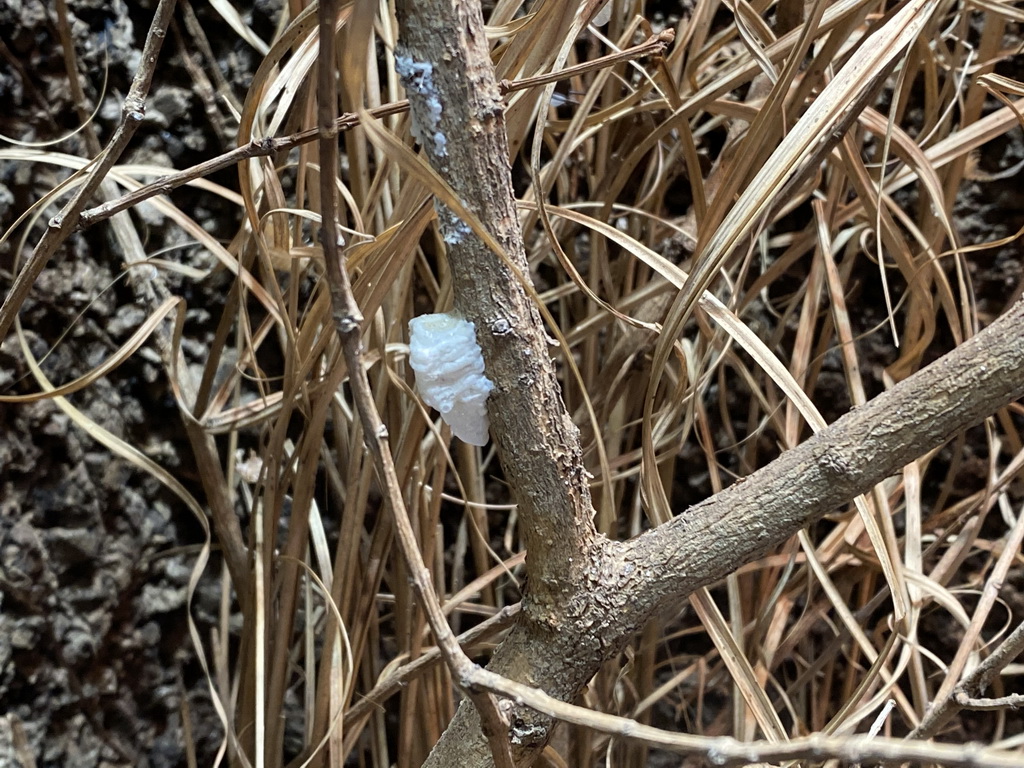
[
  {"left": 437, "top": 203, "right": 472, "bottom": 245},
  {"left": 395, "top": 53, "right": 448, "bottom": 158}
]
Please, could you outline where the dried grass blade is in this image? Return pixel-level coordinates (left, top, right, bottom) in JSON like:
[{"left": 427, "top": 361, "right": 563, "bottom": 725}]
[
  {"left": 209, "top": 0, "right": 269, "bottom": 53},
  {"left": 650, "top": 0, "right": 943, "bottom": 393},
  {"left": 691, "top": 589, "right": 789, "bottom": 742},
  {"left": 966, "top": 0, "right": 1024, "bottom": 21},
  {"left": 797, "top": 530, "right": 917, "bottom": 723}
]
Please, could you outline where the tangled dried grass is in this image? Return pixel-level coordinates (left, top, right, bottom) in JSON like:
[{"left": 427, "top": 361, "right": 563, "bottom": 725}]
[{"left": 3, "top": 0, "right": 1024, "bottom": 766}]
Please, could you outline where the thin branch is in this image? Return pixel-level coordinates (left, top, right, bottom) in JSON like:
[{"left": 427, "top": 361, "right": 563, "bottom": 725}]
[
  {"left": 954, "top": 691, "right": 1024, "bottom": 711},
  {"left": 0, "top": 0, "right": 178, "bottom": 344},
  {"left": 496, "top": 29, "right": 674, "bottom": 93},
  {"left": 960, "top": 619, "right": 1024, "bottom": 698},
  {"left": 76, "top": 101, "right": 409, "bottom": 229},
  {"left": 456, "top": 664, "right": 1024, "bottom": 768},
  {"left": 315, "top": 2, "right": 513, "bottom": 764},
  {"left": 914, "top": 503, "right": 1024, "bottom": 738},
  {"left": 75, "top": 33, "right": 670, "bottom": 231}
]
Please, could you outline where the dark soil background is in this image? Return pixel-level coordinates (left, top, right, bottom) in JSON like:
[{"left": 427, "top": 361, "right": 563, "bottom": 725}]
[
  {"left": 0, "top": 1, "right": 268, "bottom": 765},
  {"left": 0, "top": 2, "right": 1022, "bottom": 767}
]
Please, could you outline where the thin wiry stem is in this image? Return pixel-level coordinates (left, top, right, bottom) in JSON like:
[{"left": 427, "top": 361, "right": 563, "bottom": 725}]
[
  {"left": 0, "top": 0, "right": 178, "bottom": 343},
  {"left": 75, "top": 33, "right": 671, "bottom": 231},
  {"left": 315, "top": 1, "right": 513, "bottom": 764}
]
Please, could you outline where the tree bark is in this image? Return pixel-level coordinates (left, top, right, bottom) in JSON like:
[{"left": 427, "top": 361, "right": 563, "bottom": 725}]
[
  {"left": 390, "top": 1, "right": 1024, "bottom": 766},
  {"left": 394, "top": 0, "right": 598, "bottom": 614}
]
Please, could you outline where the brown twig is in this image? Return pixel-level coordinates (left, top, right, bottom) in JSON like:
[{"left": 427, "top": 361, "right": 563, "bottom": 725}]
[
  {"left": 74, "top": 33, "right": 670, "bottom": 231},
  {"left": 0, "top": 0, "right": 177, "bottom": 344},
  {"left": 958, "top": 619, "right": 1024, "bottom": 700},
  {"left": 76, "top": 100, "right": 409, "bottom": 229},
  {"left": 53, "top": 0, "right": 102, "bottom": 157},
  {"left": 954, "top": 691, "right": 1024, "bottom": 711},
  {"left": 315, "top": 1, "right": 514, "bottom": 765},
  {"left": 428, "top": 664, "right": 1024, "bottom": 767},
  {"left": 912, "top": 501, "right": 1024, "bottom": 738},
  {"left": 496, "top": 29, "right": 673, "bottom": 94}
]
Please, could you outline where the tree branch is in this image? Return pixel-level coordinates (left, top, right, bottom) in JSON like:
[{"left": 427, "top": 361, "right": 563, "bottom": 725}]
[
  {"left": 625, "top": 295, "right": 1024, "bottom": 621},
  {"left": 75, "top": 34, "right": 669, "bottom": 231},
  {"left": 417, "top": 293, "right": 1024, "bottom": 768},
  {"left": 0, "top": 0, "right": 178, "bottom": 344},
  {"left": 317, "top": 2, "right": 515, "bottom": 764},
  {"left": 388, "top": 1, "right": 1024, "bottom": 766},
  {"left": 393, "top": 0, "right": 598, "bottom": 608}
]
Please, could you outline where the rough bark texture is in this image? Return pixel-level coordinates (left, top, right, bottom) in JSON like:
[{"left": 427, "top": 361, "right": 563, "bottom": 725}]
[
  {"left": 626, "top": 295, "right": 1024, "bottom": 610},
  {"left": 394, "top": 2, "right": 608, "bottom": 763},
  {"left": 392, "top": 2, "right": 1024, "bottom": 766},
  {"left": 394, "top": 0, "right": 597, "bottom": 606}
]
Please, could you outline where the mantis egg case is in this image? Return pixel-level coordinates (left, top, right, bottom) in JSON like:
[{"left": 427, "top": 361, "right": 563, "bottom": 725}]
[{"left": 408, "top": 313, "right": 494, "bottom": 445}]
